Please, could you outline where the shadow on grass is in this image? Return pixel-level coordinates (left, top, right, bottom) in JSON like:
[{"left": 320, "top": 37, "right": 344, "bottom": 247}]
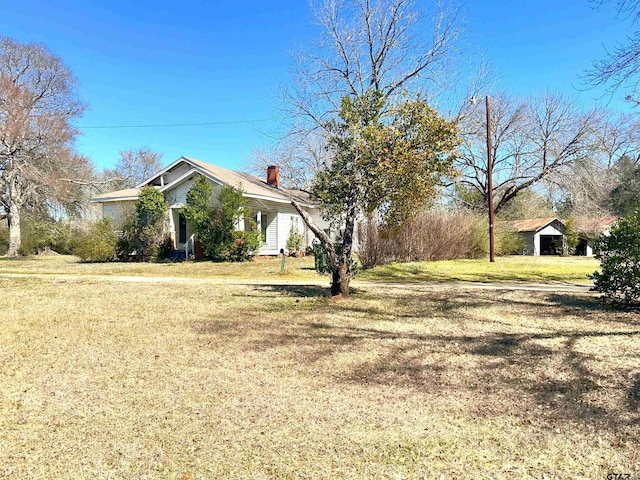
[
  {"left": 230, "top": 284, "right": 366, "bottom": 299},
  {"left": 191, "top": 286, "right": 640, "bottom": 436}
]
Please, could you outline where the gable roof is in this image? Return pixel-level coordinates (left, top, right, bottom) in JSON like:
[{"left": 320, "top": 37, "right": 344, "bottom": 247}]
[
  {"left": 574, "top": 216, "right": 617, "bottom": 237},
  {"left": 91, "top": 157, "right": 314, "bottom": 206},
  {"left": 499, "top": 217, "right": 564, "bottom": 233},
  {"left": 183, "top": 157, "right": 312, "bottom": 205},
  {"left": 91, "top": 187, "right": 140, "bottom": 202}
]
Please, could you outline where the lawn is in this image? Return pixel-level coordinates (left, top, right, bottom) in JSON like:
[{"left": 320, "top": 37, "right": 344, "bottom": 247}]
[
  {"left": 0, "top": 275, "right": 638, "bottom": 479},
  {"left": 360, "top": 255, "right": 599, "bottom": 284},
  {"left": 0, "top": 254, "right": 599, "bottom": 285}
]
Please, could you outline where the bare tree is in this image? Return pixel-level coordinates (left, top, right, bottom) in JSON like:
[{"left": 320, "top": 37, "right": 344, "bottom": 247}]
[
  {"left": 102, "top": 147, "right": 164, "bottom": 190},
  {"left": 0, "top": 37, "right": 88, "bottom": 256},
  {"left": 544, "top": 109, "right": 640, "bottom": 217},
  {"left": 586, "top": 0, "right": 640, "bottom": 104},
  {"left": 268, "top": 0, "right": 460, "bottom": 184},
  {"left": 247, "top": 131, "right": 326, "bottom": 190},
  {"left": 281, "top": 0, "right": 461, "bottom": 297},
  {"left": 456, "top": 91, "right": 599, "bottom": 215}
]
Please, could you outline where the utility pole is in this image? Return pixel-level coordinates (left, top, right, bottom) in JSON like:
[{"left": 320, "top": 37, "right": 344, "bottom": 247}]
[{"left": 486, "top": 96, "right": 495, "bottom": 263}]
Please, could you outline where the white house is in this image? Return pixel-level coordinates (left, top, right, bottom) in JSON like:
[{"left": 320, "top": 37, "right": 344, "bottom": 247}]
[
  {"left": 500, "top": 217, "right": 567, "bottom": 256},
  {"left": 91, "top": 156, "right": 328, "bottom": 256}
]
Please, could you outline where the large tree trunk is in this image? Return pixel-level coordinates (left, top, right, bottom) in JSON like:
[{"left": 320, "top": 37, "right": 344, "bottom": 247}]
[
  {"left": 6, "top": 204, "right": 21, "bottom": 257},
  {"left": 292, "top": 200, "right": 356, "bottom": 299},
  {"left": 331, "top": 259, "right": 351, "bottom": 297}
]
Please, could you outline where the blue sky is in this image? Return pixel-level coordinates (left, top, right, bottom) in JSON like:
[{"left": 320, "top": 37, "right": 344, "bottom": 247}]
[{"left": 0, "top": 0, "right": 634, "bottom": 172}]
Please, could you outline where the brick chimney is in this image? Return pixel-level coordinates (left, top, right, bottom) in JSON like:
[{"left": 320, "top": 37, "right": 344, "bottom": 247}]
[{"left": 267, "top": 165, "right": 280, "bottom": 188}]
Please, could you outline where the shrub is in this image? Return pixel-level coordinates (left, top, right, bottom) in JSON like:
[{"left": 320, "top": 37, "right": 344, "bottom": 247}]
[
  {"left": 74, "top": 218, "right": 118, "bottom": 262},
  {"left": 495, "top": 227, "right": 526, "bottom": 256},
  {"left": 357, "top": 210, "right": 486, "bottom": 268},
  {"left": 18, "top": 215, "right": 80, "bottom": 255},
  {"left": 135, "top": 187, "right": 170, "bottom": 260},
  {"left": 0, "top": 223, "right": 8, "bottom": 255},
  {"left": 563, "top": 216, "right": 580, "bottom": 256},
  {"left": 589, "top": 212, "right": 640, "bottom": 305},
  {"left": 184, "top": 178, "right": 256, "bottom": 261},
  {"left": 116, "top": 187, "right": 169, "bottom": 261},
  {"left": 286, "top": 224, "right": 304, "bottom": 255},
  {"left": 229, "top": 229, "right": 261, "bottom": 261}
]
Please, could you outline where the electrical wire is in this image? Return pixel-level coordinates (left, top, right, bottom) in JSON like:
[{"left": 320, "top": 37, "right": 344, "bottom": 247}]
[{"left": 80, "top": 118, "right": 274, "bottom": 129}]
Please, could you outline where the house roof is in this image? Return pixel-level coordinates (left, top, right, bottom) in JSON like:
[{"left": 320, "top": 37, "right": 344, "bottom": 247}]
[
  {"left": 91, "top": 157, "right": 315, "bottom": 206},
  {"left": 184, "top": 157, "right": 312, "bottom": 205},
  {"left": 499, "top": 217, "right": 564, "bottom": 233},
  {"left": 91, "top": 188, "right": 140, "bottom": 202},
  {"left": 573, "top": 216, "right": 617, "bottom": 236}
]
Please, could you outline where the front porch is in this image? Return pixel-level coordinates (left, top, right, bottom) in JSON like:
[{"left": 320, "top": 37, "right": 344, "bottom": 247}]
[{"left": 167, "top": 207, "right": 279, "bottom": 256}]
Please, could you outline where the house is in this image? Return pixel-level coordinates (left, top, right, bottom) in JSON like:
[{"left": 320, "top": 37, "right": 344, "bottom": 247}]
[
  {"left": 573, "top": 216, "right": 617, "bottom": 256},
  {"left": 500, "top": 217, "right": 567, "bottom": 256},
  {"left": 91, "top": 156, "right": 328, "bottom": 256}
]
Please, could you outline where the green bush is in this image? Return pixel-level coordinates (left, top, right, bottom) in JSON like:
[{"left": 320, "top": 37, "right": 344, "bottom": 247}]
[
  {"left": 18, "top": 216, "right": 79, "bottom": 255},
  {"left": 563, "top": 216, "right": 580, "bottom": 256},
  {"left": 286, "top": 224, "right": 304, "bottom": 255},
  {"left": 184, "top": 178, "right": 257, "bottom": 262},
  {"left": 495, "top": 227, "right": 526, "bottom": 256},
  {"left": 229, "top": 229, "right": 261, "bottom": 261},
  {"left": 471, "top": 218, "right": 490, "bottom": 258},
  {"left": 589, "top": 212, "right": 640, "bottom": 305},
  {"left": 74, "top": 218, "right": 118, "bottom": 262},
  {"left": 116, "top": 187, "right": 169, "bottom": 262}
]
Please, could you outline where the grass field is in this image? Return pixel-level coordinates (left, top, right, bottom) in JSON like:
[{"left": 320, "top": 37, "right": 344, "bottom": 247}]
[
  {"left": 0, "top": 254, "right": 599, "bottom": 285},
  {"left": 1, "top": 267, "right": 638, "bottom": 478}
]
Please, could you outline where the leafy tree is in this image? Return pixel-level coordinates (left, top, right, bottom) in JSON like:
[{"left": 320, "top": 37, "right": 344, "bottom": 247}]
[
  {"left": 118, "top": 186, "right": 169, "bottom": 261},
  {"left": 589, "top": 212, "right": 640, "bottom": 305},
  {"left": 293, "top": 91, "right": 458, "bottom": 297},
  {"left": 0, "top": 36, "right": 90, "bottom": 257},
  {"left": 184, "top": 177, "right": 259, "bottom": 261},
  {"left": 268, "top": 0, "right": 460, "bottom": 190}
]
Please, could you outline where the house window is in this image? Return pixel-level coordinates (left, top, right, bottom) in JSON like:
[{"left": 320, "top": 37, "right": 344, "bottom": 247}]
[{"left": 260, "top": 213, "right": 268, "bottom": 242}]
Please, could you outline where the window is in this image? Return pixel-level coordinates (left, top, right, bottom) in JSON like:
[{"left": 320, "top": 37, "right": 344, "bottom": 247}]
[{"left": 260, "top": 213, "right": 268, "bottom": 242}]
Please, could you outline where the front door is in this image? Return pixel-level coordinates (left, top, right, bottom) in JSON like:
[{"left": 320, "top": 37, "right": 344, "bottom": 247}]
[{"left": 178, "top": 212, "right": 187, "bottom": 244}]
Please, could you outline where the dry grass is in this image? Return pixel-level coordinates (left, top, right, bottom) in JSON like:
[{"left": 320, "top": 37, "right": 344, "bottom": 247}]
[
  {"left": 0, "top": 255, "right": 320, "bottom": 281},
  {"left": 0, "top": 276, "right": 638, "bottom": 479},
  {"left": 0, "top": 254, "right": 599, "bottom": 285}
]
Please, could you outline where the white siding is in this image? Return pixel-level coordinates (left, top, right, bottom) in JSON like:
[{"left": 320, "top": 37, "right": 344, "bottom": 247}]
[
  {"left": 165, "top": 177, "right": 196, "bottom": 206},
  {"left": 162, "top": 163, "right": 192, "bottom": 184},
  {"left": 102, "top": 201, "right": 135, "bottom": 228},
  {"left": 538, "top": 224, "right": 564, "bottom": 236},
  {"left": 165, "top": 177, "right": 221, "bottom": 207},
  {"left": 265, "top": 213, "right": 278, "bottom": 250}
]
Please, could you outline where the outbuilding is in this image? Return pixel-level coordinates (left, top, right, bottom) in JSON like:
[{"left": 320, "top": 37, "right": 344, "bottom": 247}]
[
  {"left": 500, "top": 218, "right": 567, "bottom": 256},
  {"left": 573, "top": 216, "right": 617, "bottom": 256}
]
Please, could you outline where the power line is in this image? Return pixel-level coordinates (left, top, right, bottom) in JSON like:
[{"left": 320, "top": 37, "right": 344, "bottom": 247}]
[{"left": 79, "top": 118, "right": 274, "bottom": 129}]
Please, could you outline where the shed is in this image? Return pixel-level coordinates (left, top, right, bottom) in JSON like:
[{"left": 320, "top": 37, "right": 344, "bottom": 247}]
[
  {"left": 573, "top": 216, "right": 617, "bottom": 256},
  {"left": 500, "top": 218, "right": 567, "bottom": 256}
]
